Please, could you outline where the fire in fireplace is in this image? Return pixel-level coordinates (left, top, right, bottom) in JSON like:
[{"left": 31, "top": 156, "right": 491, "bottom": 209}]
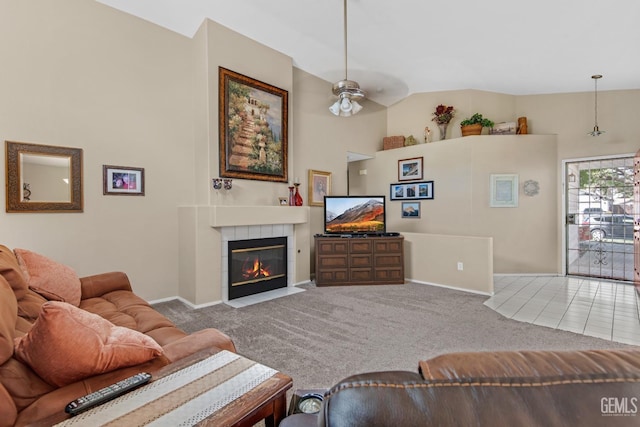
[{"left": 228, "top": 237, "right": 287, "bottom": 300}]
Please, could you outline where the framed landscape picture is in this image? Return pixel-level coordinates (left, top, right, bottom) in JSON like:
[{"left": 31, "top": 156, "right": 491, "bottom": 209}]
[
  {"left": 401, "top": 201, "right": 421, "bottom": 218},
  {"left": 398, "top": 157, "right": 423, "bottom": 181},
  {"left": 390, "top": 181, "right": 434, "bottom": 201},
  {"left": 103, "top": 165, "right": 145, "bottom": 196},
  {"left": 219, "top": 67, "right": 288, "bottom": 182}
]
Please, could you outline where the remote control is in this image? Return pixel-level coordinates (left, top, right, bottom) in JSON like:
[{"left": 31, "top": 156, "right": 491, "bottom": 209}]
[{"left": 65, "top": 372, "right": 152, "bottom": 416}]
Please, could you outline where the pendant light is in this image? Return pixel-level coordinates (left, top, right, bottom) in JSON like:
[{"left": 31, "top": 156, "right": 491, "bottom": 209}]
[
  {"left": 588, "top": 74, "right": 605, "bottom": 136},
  {"left": 329, "top": 0, "right": 365, "bottom": 117}
]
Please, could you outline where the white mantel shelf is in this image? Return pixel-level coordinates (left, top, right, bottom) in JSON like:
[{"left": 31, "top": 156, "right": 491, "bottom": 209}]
[{"left": 209, "top": 205, "right": 310, "bottom": 227}]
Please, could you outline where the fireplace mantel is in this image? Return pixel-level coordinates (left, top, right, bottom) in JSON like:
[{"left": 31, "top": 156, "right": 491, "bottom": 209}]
[{"left": 209, "top": 205, "right": 309, "bottom": 227}]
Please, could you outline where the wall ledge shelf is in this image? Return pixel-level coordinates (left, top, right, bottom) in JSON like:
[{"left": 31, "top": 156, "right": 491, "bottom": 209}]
[{"left": 208, "top": 205, "right": 309, "bottom": 227}]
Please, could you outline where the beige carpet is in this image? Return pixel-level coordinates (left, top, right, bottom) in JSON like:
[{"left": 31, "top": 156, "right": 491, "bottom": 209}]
[{"left": 153, "top": 282, "right": 634, "bottom": 391}]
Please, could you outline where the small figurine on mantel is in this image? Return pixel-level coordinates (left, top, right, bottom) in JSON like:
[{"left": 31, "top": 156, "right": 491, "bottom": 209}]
[{"left": 424, "top": 127, "right": 432, "bottom": 143}]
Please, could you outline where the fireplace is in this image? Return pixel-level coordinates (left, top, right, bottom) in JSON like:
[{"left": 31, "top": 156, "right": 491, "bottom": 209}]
[{"left": 228, "top": 237, "right": 288, "bottom": 300}]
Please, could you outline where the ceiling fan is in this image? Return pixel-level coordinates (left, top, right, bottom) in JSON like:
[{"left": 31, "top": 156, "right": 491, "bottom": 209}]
[{"left": 329, "top": 0, "right": 365, "bottom": 117}]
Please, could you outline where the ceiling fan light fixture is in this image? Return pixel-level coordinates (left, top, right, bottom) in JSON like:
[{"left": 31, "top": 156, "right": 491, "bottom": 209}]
[
  {"left": 329, "top": 0, "right": 365, "bottom": 117},
  {"left": 588, "top": 74, "right": 605, "bottom": 137},
  {"left": 330, "top": 93, "right": 363, "bottom": 117}
]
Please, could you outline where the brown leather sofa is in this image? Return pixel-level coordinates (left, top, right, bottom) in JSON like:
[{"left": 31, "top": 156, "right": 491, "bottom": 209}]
[
  {"left": 282, "top": 349, "right": 640, "bottom": 427},
  {"left": 0, "top": 245, "right": 235, "bottom": 426}
]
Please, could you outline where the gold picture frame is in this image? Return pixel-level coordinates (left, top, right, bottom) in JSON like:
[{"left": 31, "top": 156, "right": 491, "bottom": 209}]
[
  {"left": 219, "top": 67, "right": 288, "bottom": 182},
  {"left": 308, "top": 169, "right": 332, "bottom": 206},
  {"left": 5, "top": 140, "right": 83, "bottom": 213}
]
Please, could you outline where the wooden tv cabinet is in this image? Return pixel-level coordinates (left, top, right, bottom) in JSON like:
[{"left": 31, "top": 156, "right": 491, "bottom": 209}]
[{"left": 314, "top": 235, "right": 404, "bottom": 286}]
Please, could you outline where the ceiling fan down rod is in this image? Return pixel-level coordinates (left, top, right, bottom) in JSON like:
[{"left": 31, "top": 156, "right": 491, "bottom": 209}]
[{"left": 343, "top": 0, "right": 348, "bottom": 81}]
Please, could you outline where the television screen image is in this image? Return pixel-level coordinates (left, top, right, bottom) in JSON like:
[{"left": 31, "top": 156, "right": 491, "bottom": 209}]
[{"left": 324, "top": 196, "right": 386, "bottom": 234}]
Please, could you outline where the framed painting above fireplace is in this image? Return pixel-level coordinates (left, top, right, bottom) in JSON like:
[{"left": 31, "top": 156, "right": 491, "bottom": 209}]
[{"left": 219, "top": 67, "right": 288, "bottom": 183}]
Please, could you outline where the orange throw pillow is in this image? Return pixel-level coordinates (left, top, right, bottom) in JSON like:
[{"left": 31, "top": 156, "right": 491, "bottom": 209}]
[
  {"left": 14, "top": 248, "right": 82, "bottom": 306},
  {"left": 14, "top": 301, "right": 163, "bottom": 387}
]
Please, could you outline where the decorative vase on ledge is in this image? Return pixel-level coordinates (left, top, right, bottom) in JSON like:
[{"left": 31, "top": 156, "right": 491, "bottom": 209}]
[
  {"left": 293, "top": 183, "right": 303, "bottom": 206},
  {"left": 438, "top": 123, "right": 448, "bottom": 140}
]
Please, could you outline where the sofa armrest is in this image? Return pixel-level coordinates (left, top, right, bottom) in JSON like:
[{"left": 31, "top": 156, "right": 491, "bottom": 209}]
[
  {"left": 80, "top": 272, "right": 132, "bottom": 300},
  {"left": 279, "top": 413, "right": 318, "bottom": 427},
  {"left": 419, "top": 349, "right": 640, "bottom": 381}
]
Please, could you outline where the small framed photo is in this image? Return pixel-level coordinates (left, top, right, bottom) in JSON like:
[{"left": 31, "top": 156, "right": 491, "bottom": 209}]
[
  {"left": 398, "top": 157, "right": 423, "bottom": 181},
  {"left": 390, "top": 181, "right": 434, "bottom": 201},
  {"left": 308, "top": 169, "right": 332, "bottom": 206},
  {"left": 490, "top": 174, "right": 518, "bottom": 207},
  {"left": 103, "top": 165, "right": 145, "bottom": 196},
  {"left": 401, "top": 202, "right": 421, "bottom": 218}
]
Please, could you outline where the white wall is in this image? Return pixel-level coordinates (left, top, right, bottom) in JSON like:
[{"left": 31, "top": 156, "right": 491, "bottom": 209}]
[
  {"left": 0, "top": 0, "right": 196, "bottom": 300},
  {"left": 350, "top": 133, "right": 558, "bottom": 274},
  {"left": 1, "top": 0, "right": 638, "bottom": 302}
]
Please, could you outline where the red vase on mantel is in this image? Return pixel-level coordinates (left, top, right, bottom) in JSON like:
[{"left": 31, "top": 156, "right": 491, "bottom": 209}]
[{"left": 294, "top": 183, "right": 303, "bottom": 206}]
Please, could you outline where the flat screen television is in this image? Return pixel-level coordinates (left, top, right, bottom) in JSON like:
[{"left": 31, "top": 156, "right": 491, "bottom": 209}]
[{"left": 324, "top": 195, "right": 386, "bottom": 234}]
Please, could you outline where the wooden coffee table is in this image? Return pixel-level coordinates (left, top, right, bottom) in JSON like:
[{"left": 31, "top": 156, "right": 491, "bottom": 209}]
[{"left": 48, "top": 348, "right": 292, "bottom": 427}]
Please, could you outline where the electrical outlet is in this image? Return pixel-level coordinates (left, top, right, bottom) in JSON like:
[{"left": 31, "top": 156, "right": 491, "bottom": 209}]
[{"left": 457, "top": 262, "right": 463, "bottom": 271}]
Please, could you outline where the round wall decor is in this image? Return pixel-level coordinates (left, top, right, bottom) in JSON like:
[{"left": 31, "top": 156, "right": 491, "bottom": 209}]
[{"left": 523, "top": 180, "right": 540, "bottom": 196}]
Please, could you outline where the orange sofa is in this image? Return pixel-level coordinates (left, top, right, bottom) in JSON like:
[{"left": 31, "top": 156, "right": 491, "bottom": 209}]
[{"left": 0, "top": 245, "right": 235, "bottom": 426}]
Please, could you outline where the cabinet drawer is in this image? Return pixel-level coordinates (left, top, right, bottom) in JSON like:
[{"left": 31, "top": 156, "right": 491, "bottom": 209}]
[
  {"left": 374, "top": 240, "right": 403, "bottom": 253},
  {"left": 374, "top": 268, "right": 404, "bottom": 282},
  {"left": 349, "top": 240, "right": 372, "bottom": 253},
  {"left": 317, "top": 240, "right": 348, "bottom": 255},
  {"left": 374, "top": 254, "right": 403, "bottom": 268},
  {"left": 350, "top": 254, "right": 372, "bottom": 268},
  {"left": 316, "top": 270, "right": 348, "bottom": 284},
  {"left": 318, "top": 256, "right": 348, "bottom": 269},
  {"left": 350, "top": 268, "right": 373, "bottom": 282}
]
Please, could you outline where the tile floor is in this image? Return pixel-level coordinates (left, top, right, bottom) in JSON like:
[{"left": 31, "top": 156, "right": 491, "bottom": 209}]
[{"left": 485, "top": 275, "right": 640, "bottom": 346}]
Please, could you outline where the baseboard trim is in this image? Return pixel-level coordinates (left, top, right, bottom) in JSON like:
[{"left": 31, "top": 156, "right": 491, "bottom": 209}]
[
  {"left": 407, "top": 279, "right": 493, "bottom": 297},
  {"left": 148, "top": 296, "right": 223, "bottom": 309},
  {"left": 493, "top": 273, "right": 560, "bottom": 277}
]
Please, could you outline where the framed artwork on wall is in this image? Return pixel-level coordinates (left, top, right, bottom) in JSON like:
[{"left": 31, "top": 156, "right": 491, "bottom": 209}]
[
  {"left": 308, "top": 169, "right": 331, "bottom": 206},
  {"left": 103, "top": 165, "right": 145, "bottom": 196},
  {"left": 390, "top": 181, "right": 434, "bottom": 201},
  {"left": 218, "top": 67, "right": 288, "bottom": 183},
  {"left": 490, "top": 174, "right": 518, "bottom": 207},
  {"left": 398, "top": 157, "right": 423, "bottom": 181},
  {"left": 401, "top": 201, "right": 421, "bottom": 218}
]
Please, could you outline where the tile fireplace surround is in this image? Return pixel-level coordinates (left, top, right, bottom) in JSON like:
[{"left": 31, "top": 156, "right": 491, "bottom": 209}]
[
  {"left": 211, "top": 206, "right": 309, "bottom": 305},
  {"left": 221, "top": 224, "right": 293, "bottom": 302}
]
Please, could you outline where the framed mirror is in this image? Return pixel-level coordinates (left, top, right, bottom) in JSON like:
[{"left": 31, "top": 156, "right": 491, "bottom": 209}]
[{"left": 5, "top": 141, "right": 83, "bottom": 213}]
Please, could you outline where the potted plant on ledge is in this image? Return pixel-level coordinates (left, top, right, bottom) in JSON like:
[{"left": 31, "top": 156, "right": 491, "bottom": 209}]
[{"left": 460, "top": 113, "right": 494, "bottom": 137}]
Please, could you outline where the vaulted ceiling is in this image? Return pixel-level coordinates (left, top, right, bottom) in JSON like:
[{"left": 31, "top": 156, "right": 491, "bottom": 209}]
[{"left": 98, "top": 0, "right": 640, "bottom": 106}]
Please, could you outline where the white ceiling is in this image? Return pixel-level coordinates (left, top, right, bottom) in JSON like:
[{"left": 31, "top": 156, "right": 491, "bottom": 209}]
[{"left": 97, "top": 0, "right": 640, "bottom": 106}]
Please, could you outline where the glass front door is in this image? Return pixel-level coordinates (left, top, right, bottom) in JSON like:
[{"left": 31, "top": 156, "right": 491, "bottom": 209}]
[{"left": 566, "top": 156, "right": 635, "bottom": 281}]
